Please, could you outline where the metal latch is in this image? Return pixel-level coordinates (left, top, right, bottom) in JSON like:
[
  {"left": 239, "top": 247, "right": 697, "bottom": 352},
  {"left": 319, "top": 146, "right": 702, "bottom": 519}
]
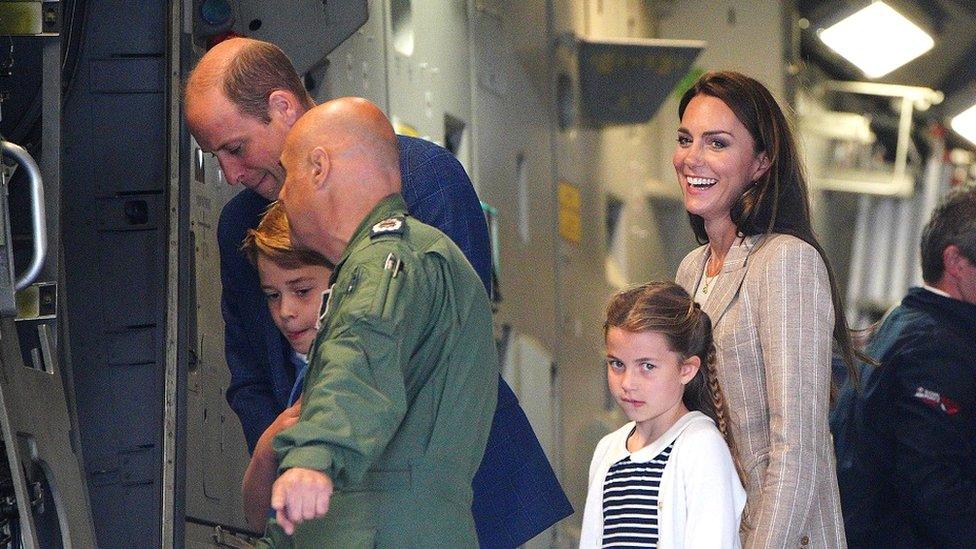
[{"left": 212, "top": 525, "right": 256, "bottom": 549}]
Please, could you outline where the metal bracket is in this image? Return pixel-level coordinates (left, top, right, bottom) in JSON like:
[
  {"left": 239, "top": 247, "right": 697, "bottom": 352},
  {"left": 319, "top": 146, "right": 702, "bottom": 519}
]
[
  {"left": 0, "top": 1, "right": 61, "bottom": 36},
  {"left": 212, "top": 525, "right": 256, "bottom": 549},
  {"left": 0, "top": 314, "right": 97, "bottom": 548},
  {"left": 15, "top": 282, "right": 56, "bottom": 322},
  {"left": 553, "top": 33, "right": 705, "bottom": 126},
  {"left": 807, "top": 80, "right": 944, "bottom": 196}
]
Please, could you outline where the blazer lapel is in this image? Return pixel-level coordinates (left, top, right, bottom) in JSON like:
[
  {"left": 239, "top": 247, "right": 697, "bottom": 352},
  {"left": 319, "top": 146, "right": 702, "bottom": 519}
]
[
  {"left": 701, "top": 235, "right": 763, "bottom": 329},
  {"left": 682, "top": 246, "right": 708, "bottom": 294}
]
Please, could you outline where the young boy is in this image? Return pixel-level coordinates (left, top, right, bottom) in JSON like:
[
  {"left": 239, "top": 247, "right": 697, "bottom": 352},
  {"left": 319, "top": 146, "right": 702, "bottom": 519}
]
[{"left": 239, "top": 202, "right": 332, "bottom": 531}]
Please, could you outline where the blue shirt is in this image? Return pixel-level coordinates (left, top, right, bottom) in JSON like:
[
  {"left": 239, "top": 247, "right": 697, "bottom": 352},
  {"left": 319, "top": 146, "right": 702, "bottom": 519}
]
[{"left": 287, "top": 350, "right": 307, "bottom": 407}]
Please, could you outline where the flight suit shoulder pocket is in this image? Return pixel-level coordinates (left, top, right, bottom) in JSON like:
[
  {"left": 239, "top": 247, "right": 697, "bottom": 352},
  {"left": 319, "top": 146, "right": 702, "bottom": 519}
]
[{"left": 369, "top": 252, "right": 403, "bottom": 321}]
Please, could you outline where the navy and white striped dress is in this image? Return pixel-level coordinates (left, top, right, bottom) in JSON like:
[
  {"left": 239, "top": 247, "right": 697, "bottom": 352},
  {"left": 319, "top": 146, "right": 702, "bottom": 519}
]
[{"left": 601, "top": 442, "right": 674, "bottom": 548}]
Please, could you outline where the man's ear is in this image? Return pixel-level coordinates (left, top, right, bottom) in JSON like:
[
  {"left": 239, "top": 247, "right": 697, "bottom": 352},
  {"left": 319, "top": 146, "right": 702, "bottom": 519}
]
[
  {"left": 680, "top": 355, "right": 701, "bottom": 385},
  {"left": 268, "top": 90, "right": 302, "bottom": 126},
  {"left": 308, "top": 147, "right": 330, "bottom": 189},
  {"left": 943, "top": 245, "right": 966, "bottom": 278}
]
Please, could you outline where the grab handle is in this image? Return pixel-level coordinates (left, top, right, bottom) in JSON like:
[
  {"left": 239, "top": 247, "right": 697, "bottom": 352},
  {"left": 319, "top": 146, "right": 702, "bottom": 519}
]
[{"left": 1, "top": 140, "right": 47, "bottom": 290}]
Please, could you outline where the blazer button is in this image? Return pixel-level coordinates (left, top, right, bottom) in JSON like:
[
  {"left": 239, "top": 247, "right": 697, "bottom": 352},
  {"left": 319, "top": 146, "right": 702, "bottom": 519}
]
[{"left": 800, "top": 535, "right": 809, "bottom": 546}]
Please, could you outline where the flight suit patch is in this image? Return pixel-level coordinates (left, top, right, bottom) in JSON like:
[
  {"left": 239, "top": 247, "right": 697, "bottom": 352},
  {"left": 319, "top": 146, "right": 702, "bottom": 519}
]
[
  {"left": 370, "top": 216, "right": 405, "bottom": 238},
  {"left": 914, "top": 386, "right": 961, "bottom": 415}
]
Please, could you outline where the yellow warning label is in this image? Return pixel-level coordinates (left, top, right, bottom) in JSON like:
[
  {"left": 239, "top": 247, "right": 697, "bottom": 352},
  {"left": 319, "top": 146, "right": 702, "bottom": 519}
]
[{"left": 558, "top": 181, "right": 581, "bottom": 244}]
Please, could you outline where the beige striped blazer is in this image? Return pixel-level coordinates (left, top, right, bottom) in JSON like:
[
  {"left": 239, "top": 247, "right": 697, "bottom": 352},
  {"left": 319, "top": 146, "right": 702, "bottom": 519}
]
[{"left": 676, "top": 234, "right": 846, "bottom": 549}]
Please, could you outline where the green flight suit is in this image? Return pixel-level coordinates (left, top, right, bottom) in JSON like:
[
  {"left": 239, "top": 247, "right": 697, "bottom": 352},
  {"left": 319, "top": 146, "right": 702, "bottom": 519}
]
[{"left": 257, "top": 193, "right": 498, "bottom": 548}]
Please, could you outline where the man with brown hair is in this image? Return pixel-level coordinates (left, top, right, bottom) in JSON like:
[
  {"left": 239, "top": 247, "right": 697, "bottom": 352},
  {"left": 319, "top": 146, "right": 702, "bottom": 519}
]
[
  {"left": 833, "top": 187, "right": 976, "bottom": 548},
  {"left": 185, "top": 37, "right": 571, "bottom": 545}
]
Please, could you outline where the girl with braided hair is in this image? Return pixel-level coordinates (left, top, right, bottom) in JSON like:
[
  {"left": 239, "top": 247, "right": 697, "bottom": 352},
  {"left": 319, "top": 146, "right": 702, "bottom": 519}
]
[{"left": 580, "top": 282, "right": 745, "bottom": 548}]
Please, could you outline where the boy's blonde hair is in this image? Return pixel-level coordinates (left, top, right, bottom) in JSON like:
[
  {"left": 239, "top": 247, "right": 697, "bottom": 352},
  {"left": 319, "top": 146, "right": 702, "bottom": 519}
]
[{"left": 241, "top": 201, "right": 331, "bottom": 270}]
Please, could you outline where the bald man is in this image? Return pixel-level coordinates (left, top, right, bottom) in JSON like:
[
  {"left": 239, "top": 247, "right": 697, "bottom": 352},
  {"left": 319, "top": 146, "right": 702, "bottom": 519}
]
[
  {"left": 186, "top": 38, "right": 570, "bottom": 546},
  {"left": 185, "top": 38, "right": 490, "bottom": 448},
  {"left": 252, "top": 98, "right": 497, "bottom": 547}
]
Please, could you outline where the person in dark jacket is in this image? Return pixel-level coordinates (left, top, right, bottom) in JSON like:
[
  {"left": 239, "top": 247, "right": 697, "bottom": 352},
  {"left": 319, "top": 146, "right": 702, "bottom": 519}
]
[
  {"left": 832, "top": 186, "right": 976, "bottom": 548},
  {"left": 184, "top": 37, "right": 572, "bottom": 545}
]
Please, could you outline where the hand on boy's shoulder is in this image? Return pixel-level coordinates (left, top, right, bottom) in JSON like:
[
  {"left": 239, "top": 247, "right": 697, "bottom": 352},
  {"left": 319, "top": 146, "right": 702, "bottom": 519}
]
[
  {"left": 267, "top": 399, "right": 302, "bottom": 441},
  {"left": 271, "top": 466, "right": 334, "bottom": 535},
  {"left": 253, "top": 399, "right": 303, "bottom": 466}
]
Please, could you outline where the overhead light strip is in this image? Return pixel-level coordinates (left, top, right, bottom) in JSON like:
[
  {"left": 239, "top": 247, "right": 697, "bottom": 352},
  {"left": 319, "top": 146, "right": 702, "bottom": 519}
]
[
  {"left": 818, "top": 1, "right": 934, "bottom": 79},
  {"left": 951, "top": 104, "right": 976, "bottom": 147}
]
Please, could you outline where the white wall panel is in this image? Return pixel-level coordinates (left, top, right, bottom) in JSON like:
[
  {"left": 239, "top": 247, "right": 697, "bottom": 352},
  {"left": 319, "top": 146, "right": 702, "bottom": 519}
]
[
  {"left": 318, "top": 0, "right": 390, "bottom": 108},
  {"left": 385, "top": 0, "right": 473, "bottom": 174}
]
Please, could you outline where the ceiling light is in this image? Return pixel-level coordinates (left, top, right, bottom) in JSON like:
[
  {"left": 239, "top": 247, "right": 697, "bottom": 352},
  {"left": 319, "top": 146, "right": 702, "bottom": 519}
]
[
  {"left": 950, "top": 104, "right": 976, "bottom": 147},
  {"left": 818, "top": 1, "right": 934, "bottom": 79}
]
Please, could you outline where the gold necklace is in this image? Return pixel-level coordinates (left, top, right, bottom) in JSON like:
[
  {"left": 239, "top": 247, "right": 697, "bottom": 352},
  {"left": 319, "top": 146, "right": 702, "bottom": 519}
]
[
  {"left": 702, "top": 255, "right": 722, "bottom": 295},
  {"left": 701, "top": 260, "right": 720, "bottom": 295}
]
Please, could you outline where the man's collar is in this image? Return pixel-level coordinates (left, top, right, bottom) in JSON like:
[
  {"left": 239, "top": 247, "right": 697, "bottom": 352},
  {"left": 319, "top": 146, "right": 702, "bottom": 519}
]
[
  {"left": 331, "top": 193, "right": 407, "bottom": 273},
  {"left": 906, "top": 286, "right": 976, "bottom": 333},
  {"left": 922, "top": 284, "right": 951, "bottom": 299}
]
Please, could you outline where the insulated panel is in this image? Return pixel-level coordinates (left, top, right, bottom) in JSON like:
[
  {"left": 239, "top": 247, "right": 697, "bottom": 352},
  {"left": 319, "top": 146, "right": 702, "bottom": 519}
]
[
  {"left": 468, "top": 0, "right": 563, "bottom": 544},
  {"left": 317, "top": 0, "right": 389, "bottom": 107},
  {"left": 384, "top": 0, "right": 472, "bottom": 174},
  {"left": 183, "top": 143, "right": 251, "bottom": 530},
  {"left": 90, "top": 93, "right": 168, "bottom": 196},
  {"left": 60, "top": 2, "right": 170, "bottom": 540},
  {"left": 548, "top": 3, "right": 664, "bottom": 544}
]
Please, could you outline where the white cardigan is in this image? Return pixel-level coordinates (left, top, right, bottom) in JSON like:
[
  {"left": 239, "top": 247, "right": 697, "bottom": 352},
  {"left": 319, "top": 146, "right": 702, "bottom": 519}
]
[{"left": 580, "top": 411, "right": 746, "bottom": 549}]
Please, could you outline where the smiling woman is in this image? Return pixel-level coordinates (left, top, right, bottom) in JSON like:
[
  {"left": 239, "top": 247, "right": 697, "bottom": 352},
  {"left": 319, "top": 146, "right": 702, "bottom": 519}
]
[
  {"left": 673, "top": 71, "right": 861, "bottom": 549},
  {"left": 673, "top": 94, "right": 769, "bottom": 243}
]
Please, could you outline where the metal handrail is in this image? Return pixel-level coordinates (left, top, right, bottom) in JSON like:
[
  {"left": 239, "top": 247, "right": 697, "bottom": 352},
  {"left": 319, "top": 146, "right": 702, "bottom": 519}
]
[{"left": 1, "top": 140, "right": 47, "bottom": 290}]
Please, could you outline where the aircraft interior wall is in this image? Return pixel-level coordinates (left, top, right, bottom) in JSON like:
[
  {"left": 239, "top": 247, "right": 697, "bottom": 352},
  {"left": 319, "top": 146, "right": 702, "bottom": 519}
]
[
  {"left": 0, "top": 0, "right": 965, "bottom": 547},
  {"left": 183, "top": 1, "right": 794, "bottom": 546}
]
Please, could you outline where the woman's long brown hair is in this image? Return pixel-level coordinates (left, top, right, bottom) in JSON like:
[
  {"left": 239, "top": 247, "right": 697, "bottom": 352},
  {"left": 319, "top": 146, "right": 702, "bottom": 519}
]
[{"left": 677, "top": 71, "right": 870, "bottom": 388}]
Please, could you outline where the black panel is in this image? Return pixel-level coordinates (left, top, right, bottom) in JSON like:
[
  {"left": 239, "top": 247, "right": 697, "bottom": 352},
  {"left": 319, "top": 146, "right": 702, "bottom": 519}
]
[
  {"left": 60, "top": 0, "right": 168, "bottom": 546},
  {"left": 91, "top": 95, "right": 168, "bottom": 196}
]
